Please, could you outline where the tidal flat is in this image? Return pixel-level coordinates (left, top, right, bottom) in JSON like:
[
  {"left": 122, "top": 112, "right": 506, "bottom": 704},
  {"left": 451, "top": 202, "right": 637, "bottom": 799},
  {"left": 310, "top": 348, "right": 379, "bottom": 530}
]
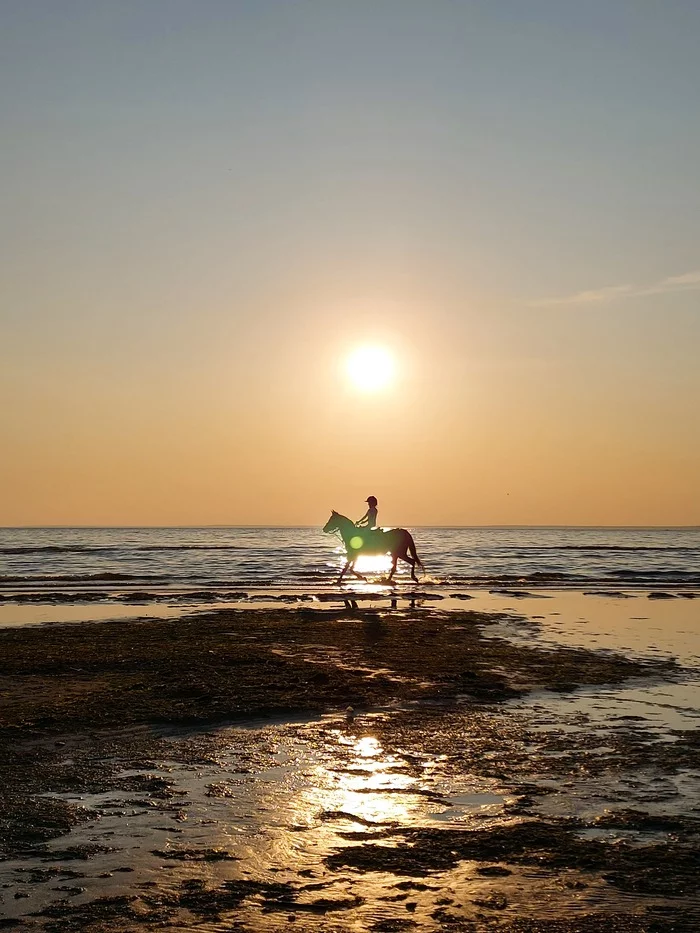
[{"left": 1, "top": 601, "right": 700, "bottom": 931}]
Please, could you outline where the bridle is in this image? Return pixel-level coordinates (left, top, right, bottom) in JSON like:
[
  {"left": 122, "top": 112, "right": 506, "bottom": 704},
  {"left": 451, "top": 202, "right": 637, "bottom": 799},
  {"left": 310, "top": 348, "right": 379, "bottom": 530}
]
[{"left": 324, "top": 516, "right": 347, "bottom": 545}]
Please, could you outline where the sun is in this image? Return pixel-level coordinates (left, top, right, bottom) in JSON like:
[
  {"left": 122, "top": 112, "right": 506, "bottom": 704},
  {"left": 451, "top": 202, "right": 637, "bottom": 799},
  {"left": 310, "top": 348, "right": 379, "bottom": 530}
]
[{"left": 345, "top": 346, "right": 395, "bottom": 392}]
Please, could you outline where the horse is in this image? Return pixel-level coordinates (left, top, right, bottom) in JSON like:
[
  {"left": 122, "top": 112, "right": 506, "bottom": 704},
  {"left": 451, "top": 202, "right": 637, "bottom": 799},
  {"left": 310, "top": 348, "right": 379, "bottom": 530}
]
[{"left": 323, "top": 511, "right": 423, "bottom": 584}]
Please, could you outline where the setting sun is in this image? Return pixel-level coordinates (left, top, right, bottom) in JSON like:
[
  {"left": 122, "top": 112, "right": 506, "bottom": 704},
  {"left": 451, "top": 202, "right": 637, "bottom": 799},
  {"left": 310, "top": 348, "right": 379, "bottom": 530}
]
[{"left": 345, "top": 346, "right": 395, "bottom": 392}]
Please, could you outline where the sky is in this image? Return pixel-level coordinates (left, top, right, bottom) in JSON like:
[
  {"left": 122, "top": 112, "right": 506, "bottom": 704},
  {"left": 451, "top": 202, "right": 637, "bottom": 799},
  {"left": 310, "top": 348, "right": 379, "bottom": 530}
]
[{"left": 1, "top": 0, "right": 699, "bottom": 526}]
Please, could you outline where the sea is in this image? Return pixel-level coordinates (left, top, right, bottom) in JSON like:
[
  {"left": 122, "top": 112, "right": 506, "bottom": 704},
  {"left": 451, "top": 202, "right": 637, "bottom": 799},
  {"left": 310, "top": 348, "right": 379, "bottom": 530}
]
[{"left": 1, "top": 525, "right": 699, "bottom": 595}]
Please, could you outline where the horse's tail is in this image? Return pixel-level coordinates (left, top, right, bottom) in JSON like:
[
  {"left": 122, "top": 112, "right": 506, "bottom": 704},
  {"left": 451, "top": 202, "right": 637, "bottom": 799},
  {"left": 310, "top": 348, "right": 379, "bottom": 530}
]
[{"left": 407, "top": 532, "right": 423, "bottom": 568}]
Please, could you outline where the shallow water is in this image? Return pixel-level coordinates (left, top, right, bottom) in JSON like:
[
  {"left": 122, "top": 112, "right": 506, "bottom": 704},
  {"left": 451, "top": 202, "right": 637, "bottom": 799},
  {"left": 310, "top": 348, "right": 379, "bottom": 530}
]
[
  {"left": 472, "top": 589, "right": 700, "bottom": 666},
  {"left": 4, "top": 707, "right": 698, "bottom": 929},
  {"left": 0, "top": 715, "right": 510, "bottom": 924}
]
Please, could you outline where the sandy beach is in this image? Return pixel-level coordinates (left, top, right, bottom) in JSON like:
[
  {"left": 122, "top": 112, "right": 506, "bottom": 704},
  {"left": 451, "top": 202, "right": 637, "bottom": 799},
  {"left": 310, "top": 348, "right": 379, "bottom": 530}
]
[{"left": 1, "top": 592, "right": 699, "bottom": 931}]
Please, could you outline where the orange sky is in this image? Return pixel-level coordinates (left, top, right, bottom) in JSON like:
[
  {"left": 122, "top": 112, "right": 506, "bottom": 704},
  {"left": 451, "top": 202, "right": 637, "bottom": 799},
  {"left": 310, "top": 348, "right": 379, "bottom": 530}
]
[{"left": 2, "top": 4, "right": 699, "bottom": 526}]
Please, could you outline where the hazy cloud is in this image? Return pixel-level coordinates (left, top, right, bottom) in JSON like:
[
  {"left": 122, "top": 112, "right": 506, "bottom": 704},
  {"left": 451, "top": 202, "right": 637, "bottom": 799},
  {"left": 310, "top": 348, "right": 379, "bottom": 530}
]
[{"left": 531, "top": 270, "right": 700, "bottom": 307}]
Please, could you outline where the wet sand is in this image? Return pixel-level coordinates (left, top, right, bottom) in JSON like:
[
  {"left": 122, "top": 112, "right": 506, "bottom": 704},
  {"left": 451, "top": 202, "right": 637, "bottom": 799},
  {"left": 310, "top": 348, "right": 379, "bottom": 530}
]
[{"left": 1, "top": 599, "right": 699, "bottom": 930}]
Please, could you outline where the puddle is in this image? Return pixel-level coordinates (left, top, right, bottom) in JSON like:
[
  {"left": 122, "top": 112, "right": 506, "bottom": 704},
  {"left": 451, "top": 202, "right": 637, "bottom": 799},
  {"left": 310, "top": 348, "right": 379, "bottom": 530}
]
[
  {"left": 4, "top": 706, "right": 700, "bottom": 929},
  {"left": 0, "top": 715, "right": 517, "bottom": 927},
  {"left": 471, "top": 590, "right": 700, "bottom": 666},
  {"left": 0, "top": 602, "right": 188, "bottom": 628}
]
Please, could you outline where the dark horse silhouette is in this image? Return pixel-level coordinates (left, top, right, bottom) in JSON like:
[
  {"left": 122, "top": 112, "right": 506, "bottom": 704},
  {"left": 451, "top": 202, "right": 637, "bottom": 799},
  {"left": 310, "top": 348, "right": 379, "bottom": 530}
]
[{"left": 323, "top": 511, "right": 423, "bottom": 583}]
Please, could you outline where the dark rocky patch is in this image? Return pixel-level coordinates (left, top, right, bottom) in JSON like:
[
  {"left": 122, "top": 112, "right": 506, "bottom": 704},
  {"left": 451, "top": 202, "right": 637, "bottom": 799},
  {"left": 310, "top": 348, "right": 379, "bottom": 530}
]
[
  {"left": 152, "top": 846, "right": 240, "bottom": 861},
  {"left": 0, "top": 608, "right": 672, "bottom": 738},
  {"left": 327, "top": 819, "right": 700, "bottom": 899}
]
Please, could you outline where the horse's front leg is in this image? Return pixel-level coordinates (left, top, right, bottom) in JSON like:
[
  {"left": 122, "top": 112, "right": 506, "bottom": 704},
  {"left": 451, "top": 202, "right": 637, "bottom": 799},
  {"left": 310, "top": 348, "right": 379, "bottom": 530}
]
[
  {"left": 338, "top": 560, "right": 350, "bottom": 584},
  {"left": 349, "top": 560, "right": 366, "bottom": 580},
  {"left": 387, "top": 556, "right": 398, "bottom": 582}
]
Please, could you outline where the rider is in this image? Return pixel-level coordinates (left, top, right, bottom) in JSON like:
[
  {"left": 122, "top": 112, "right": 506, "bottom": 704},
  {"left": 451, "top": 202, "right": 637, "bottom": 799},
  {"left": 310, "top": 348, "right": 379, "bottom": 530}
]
[{"left": 356, "top": 496, "right": 379, "bottom": 533}]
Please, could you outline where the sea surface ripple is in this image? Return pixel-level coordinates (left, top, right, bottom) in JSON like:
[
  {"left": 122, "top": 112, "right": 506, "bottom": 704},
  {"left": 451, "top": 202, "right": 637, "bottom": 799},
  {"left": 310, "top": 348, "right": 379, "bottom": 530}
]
[{"left": 1, "top": 526, "right": 699, "bottom": 591}]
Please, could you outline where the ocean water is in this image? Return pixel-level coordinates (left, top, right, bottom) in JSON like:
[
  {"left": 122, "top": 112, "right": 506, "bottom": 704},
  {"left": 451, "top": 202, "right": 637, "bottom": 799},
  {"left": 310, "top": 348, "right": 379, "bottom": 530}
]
[{"left": 1, "top": 525, "right": 699, "bottom": 592}]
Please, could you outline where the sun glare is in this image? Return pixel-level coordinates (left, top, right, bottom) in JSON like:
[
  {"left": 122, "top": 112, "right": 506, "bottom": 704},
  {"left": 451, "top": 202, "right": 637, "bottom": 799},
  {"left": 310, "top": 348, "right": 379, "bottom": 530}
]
[
  {"left": 345, "top": 346, "right": 395, "bottom": 392},
  {"left": 354, "top": 553, "right": 392, "bottom": 576}
]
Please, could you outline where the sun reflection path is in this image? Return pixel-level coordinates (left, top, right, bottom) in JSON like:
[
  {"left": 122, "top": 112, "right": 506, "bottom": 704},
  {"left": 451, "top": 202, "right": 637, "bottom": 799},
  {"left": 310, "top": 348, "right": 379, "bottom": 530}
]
[
  {"left": 287, "top": 732, "right": 428, "bottom": 834},
  {"left": 354, "top": 554, "right": 392, "bottom": 576},
  {"left": 329, "top": 542, "right": 417, "bottom": 589},
  {"left": 211, "top": 720, "right": 508, "bottom": 898},
  {"left": 353, "top": 735, "right": 382, "bottom": 758}
]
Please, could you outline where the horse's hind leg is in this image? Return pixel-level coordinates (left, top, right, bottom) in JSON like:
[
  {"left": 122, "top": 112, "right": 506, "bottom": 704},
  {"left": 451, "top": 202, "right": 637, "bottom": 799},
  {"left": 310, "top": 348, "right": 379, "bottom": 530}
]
[{"left": 402, "top": 554, "right": 418, "bottom": 582}]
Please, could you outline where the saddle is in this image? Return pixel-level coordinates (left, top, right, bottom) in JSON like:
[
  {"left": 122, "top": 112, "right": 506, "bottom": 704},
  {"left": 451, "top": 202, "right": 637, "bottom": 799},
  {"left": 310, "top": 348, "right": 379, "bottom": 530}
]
[{"left": 354, "top": 526, "right": 385, "bottom": 548}]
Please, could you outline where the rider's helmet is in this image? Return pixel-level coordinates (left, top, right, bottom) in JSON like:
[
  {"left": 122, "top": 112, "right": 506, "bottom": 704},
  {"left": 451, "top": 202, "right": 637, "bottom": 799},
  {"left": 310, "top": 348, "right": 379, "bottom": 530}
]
[{"left": 366, "top": 496, "right": 378, "bottom": 506}]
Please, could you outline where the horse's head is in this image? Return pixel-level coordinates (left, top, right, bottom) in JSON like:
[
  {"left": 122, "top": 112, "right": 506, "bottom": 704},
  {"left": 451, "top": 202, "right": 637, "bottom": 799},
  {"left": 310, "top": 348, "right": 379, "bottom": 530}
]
[{"left": 323, "top": 510, "right": 339, "bottom": 534}]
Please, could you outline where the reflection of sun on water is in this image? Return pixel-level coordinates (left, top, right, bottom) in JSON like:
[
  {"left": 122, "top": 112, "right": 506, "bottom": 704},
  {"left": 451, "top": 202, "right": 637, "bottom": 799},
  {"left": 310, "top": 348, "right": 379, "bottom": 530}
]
[
  {"left": 354, "top": 553, "right": 392, "bottom": 576},
  {"left": 288, "top": 732, "right": 419, "bottom": 833},
  {"left": 354, "top": 736, "right": 381, "bottom": 757},
  {"left": 332, "top": 734, "right": 416, "bottom": 823}
]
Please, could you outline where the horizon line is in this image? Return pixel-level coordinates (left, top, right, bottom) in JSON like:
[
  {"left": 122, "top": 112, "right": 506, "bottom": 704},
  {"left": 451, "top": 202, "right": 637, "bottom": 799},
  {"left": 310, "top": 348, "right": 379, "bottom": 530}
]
[{"left": 2, "top": 524, "right": 699, "bottom": 531}]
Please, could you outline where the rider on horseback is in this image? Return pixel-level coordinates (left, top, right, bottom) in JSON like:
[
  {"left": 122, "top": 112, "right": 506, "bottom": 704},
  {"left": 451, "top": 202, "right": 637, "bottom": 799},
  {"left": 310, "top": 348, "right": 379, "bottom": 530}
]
[
  {"left": 323, "top": 503, "right": 422, "bottom": 583},
  {"left": 355, "top": 496, "right": 378, "bottom": 532}
]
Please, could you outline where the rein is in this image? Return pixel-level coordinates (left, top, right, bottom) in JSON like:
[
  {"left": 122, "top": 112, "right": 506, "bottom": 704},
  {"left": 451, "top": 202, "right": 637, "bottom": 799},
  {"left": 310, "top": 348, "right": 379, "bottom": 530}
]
[{"left": 325, "top": 515, "right": 354, "bottom": 546}]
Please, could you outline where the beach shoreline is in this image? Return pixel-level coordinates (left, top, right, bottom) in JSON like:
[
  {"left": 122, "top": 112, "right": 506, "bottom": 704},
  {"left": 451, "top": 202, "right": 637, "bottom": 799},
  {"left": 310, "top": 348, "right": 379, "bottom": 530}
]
[{"left": 1, "top": 597, "right": 699, "bottom": 929}]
